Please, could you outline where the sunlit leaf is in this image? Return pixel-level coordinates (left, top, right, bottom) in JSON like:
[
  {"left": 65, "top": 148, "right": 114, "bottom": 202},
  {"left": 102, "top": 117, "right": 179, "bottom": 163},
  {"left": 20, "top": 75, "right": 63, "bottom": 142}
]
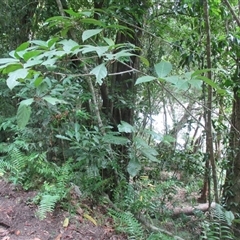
[
  {"left": 55, "top": 135, "right": 71, "bottom": 141},
  {"left": 20, "top": 98, "right": 34, "bottom": 106},
  {"left": 31, "top": 40, "right": 49, "bottom": 48},
  {"left": 135, "top": 75, "right": 156, "bottom": 85},
  {"left": 103, "top": 37, "right": 115, "bottom": 46},
  {"left": 90, "top": 63, "right": 107, "bottom": 85},
  {"left": 7, "top": 68, "right": 29, "bottom": 90},
  {"left": 118, "top": 121, "right": 135, "bottom": 133},
  {"left": 23, "top": 50, "right": 43, "bottom": 61},
  {"left": 15, "top": 42, "right": 30, "bottom": 51},
  {"left": 82, "top": 29, "right": 103, "bottom": 42},
  {"left": 82, "top": 46, "right": 109, "bottom": 57},
  {"left": 2, "top": 64, "right": 22, "bottom": 74},
  {"left": 43, "top": 96, "right": 67, "bottom": 105},
  {"left": 60, "top": 39, "right": 79, "bottom": 53},
  {"left": 24, "top": 58, "right": 43, "bottom": 68},
  {"left": 155, "top": 61, "right": 172, "bottom": 78},
  {"left": 0, "top": 58, "right": 19, "bottom": 65}
]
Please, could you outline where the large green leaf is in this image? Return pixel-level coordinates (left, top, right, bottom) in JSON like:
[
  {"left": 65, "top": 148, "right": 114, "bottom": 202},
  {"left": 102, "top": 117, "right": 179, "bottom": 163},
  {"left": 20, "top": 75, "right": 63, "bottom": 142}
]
[
  {"left": 90, "top": 63, "right": 107, "bottom": 84},
  {"left": 30, "top": 40, "right": 49, "bottom": 48},
  {"left": 60, "top": 39, "right": 79, "bottom": 53},
  {"left": 7, "top": 68, "right": 29, "bottom": 90},
  {"left": 134, "top": 137, "right": 159, "bottom": 162},
  {"left": 81, "top": 18, "right": 106, "bottom": 27},
  {"left": 154, "top": 61, "right": 172, "bottom": 78},
  {"left": 118, "top": 121, "right": 135, "bottom": 133},
  {"left": 82, "top": 29, "right": 103, "bottom": 42},
  {"left": 127, "top": 159, "right": 141, "bottom": 177},
  {"left": 20, "top": 98, "right": 34, "bottom": 106},
  {"left": 81, "top": 46, "right": 109, "bottom": 57},
  {"left": 135, "top": 75, "right": 156, "bottom": 85},
  {"left": 103, "top": 134, "right": 130, "bottom": 145},
  {"left": 43, "top": 96, "right": 67, "bottom": 105},
  {"left": 15, "top": 42, "right": 30, "bottom": 51},
  {"left": 0, "top": 58, "right": 19, "bottom": 65},
  {"left": 2, "top": 64, "right": 22, "bottom": 74},
  {"left": 17, "top": 104, "right": 32, "bottom": 129},
  {"left": 23, "top": 50, "right": 43, "bottom": 61}
]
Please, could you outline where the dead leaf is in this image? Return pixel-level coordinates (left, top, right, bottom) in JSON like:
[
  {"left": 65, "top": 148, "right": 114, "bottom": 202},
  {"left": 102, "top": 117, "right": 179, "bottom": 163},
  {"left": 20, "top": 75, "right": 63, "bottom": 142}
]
[
  {"left": 15, "top": 230, "right": 20, "bottom": 235},
  {"left": 63, "top": 217, "right": 69, "bottom": 228},
  {"left": 83, "top": 213, "right": 97, "bottom": 226}
]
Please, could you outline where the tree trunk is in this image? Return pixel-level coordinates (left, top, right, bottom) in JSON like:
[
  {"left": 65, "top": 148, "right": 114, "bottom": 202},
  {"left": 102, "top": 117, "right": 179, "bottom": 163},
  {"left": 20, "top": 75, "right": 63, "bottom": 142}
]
[
  {"left": 224, "top": 66, "right": 240, "bottom": 212},
  {"left": 203, "top": 0, "right": 219, "bottom": 203}
]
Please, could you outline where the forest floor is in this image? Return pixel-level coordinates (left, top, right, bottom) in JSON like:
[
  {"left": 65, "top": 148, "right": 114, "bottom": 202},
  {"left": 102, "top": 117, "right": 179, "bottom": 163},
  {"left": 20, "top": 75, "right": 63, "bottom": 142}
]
[{"left": 0, "top": 179, "right": 126, "bottom": 240}]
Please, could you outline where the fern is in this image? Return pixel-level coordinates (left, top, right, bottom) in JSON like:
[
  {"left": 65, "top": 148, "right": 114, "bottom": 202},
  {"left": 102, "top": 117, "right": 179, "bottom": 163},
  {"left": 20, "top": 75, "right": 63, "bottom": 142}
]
[
  {"left": 36, "top": 194, "right": 60, "bottom": 220},
  {"left": 108, "top": 209, "right": 144, "bottom": 240},
  {"left": 201, "top": 204, "right": 234, "bottom": 240},
  {"left": 0, "top": 140, "right": 74, "bottom": 219}
]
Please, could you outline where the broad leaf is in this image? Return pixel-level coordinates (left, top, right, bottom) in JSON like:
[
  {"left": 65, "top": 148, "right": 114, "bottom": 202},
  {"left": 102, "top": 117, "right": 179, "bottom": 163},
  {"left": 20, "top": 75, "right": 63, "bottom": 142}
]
[
  {"left": 81, "top": 18, "right": 106, "bottom": 27},
  {"left": 103, "top": 37, "right": 115, "bottom": 46},
  {"left": 43, "top": 96, "right": 67, "bottom": 105},
  {"left": 15, "top": 42, "right": 30, "bottom": 51},
  {"left": 118, "top": 121, "right": 135, "bottom": 133},
  {"left": 20, "top": 98, "right": 34, "bottom": 106},
  {"left": 0, "top": 58, "right": 19, "bottom": 65},
  {"left": 23, "top": 50, "right": 43, "bottom": 61},
  {"left": 24, "top": 58, "right": 43, "bottom": 68},
  {"left": 82, "top": 29, "right": 103, "bottom": 42},
  {"left": 135, "top": 75, "right": 156, "bottom": 85},
  {"left": 127, "top": 159, "right": 141, "bottom": 177},
  {"left": 7, "top": 68, "right": 29, "bottom": 90},
  {"left": 196, "top": 75, "right": 226, "bottom": 93},
  {"left": 2, "top": 64, "right": 22, "bottom": 74},
  {"left": 90, "top": 63, "right": 107, "bottom": 85},
  {"left": 155, "top": 61, "right": 172, "bottom": 78},
  {"left": 31, "top": 40, "right": 49, "bottom": 48},
  {"left": 81, "top": 46, "right": 109, "bottom": 57},
  {"left": 17, "top": 104, "right": 31, "bottom": 129},
  {"left": 60, "top": 39, "right": 79, "bottom": 53},
  {"left": 103, "top": 134, "right": 130, "bottom": 145}
]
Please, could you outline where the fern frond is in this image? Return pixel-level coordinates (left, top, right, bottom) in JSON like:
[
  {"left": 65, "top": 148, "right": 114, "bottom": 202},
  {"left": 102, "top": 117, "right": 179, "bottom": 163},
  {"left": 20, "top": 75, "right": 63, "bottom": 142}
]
[
  {"left": 36, "top": 194, "right": 60, "bottom": 220},
  {"left": 201, "top": 204, "right": 234, "bottom": 240},
  {"left": 109, "top": 209, "right": 144, "bottom": 239}
]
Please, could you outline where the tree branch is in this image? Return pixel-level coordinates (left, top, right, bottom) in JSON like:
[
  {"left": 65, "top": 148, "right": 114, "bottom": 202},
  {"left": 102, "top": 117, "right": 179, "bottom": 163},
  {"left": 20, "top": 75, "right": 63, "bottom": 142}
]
[{"left": 222, "top": 0, "right": 240, "bottom": 27}]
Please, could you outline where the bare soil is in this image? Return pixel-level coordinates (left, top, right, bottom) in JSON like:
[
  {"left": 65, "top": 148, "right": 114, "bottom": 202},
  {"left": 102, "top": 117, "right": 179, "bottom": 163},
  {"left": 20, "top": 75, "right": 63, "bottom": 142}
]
[{"left": 0, "top": 179, "right": 126, "bottom": 240}]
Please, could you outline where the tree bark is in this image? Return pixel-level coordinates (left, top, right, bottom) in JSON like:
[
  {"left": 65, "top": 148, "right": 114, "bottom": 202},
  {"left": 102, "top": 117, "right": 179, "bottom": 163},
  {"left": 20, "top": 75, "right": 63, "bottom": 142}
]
[
  {"left": 224, "top": 66, "right": 240, "bottom": 212},
  {"left": 203, "top": 0, "right": 219, "bottom": 203}
]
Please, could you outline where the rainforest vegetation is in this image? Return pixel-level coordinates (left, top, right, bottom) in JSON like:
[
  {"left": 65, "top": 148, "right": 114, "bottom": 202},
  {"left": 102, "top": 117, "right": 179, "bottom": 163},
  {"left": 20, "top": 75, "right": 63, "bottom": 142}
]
[{"left": 0, "top": 0, "right": 240, "bottom": 239}]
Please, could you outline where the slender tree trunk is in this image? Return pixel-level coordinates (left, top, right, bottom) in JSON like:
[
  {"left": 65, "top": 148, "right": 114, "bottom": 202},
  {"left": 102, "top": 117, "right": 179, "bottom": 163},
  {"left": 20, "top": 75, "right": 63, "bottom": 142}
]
[{"left": 203, "top": 0, "right": 219, "bottom": 203}]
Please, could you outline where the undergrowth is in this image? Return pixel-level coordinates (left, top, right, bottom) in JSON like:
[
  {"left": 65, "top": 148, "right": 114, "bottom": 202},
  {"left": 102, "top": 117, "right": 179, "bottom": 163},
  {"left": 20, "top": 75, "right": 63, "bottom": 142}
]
[
  {"left": 0, "top": 140, "right": 73, "bottom": 219},
  {"left": 201, "top": 203, "right": 235, "bottom": 240}
]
